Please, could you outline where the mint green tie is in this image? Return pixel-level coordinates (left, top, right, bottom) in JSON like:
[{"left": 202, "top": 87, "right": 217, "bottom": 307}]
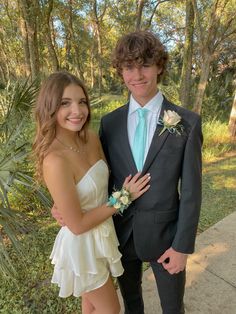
[{"left": 132, "top": 108, "right": 148, "bottom": 171}]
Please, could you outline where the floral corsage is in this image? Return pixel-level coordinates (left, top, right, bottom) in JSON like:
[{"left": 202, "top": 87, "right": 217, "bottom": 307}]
[
  {"left": 107, "top": 187, "right": 132, "bottom": 215},
  {"left": 159, "top": 110, "right": 184, "bottom": 136}
]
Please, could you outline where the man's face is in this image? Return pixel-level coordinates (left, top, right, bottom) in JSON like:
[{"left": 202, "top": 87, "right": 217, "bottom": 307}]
[{"left": 121, "top": 63, "right": 162, "bottom": 106}]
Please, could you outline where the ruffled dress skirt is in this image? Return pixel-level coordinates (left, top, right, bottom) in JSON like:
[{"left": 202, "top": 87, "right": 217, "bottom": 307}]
[{"left": 50, "top": 218, "right": 123, "bottom": 298}]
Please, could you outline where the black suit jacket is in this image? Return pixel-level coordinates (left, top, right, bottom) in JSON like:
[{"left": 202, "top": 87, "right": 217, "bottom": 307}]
[{"left": 99, "top": 97, "right": 203, "bottom": 262}]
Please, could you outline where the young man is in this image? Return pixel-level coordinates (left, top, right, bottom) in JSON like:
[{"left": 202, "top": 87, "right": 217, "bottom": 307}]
[{"left": 99, "top": 30, "right": 202, "bottom": 314}]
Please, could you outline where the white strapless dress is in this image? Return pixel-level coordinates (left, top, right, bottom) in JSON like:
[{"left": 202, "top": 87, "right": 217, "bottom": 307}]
[{"left": 50, "top": 159, "right": 124, "bottom": 298}]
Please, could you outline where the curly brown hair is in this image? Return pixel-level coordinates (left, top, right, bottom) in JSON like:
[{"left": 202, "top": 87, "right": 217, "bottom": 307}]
[
  {"left": 33, "top": 71, "right": 91, "bottom": 182},
  {"left": 112, "top": 30, "right": 168, "bottom": 83}
]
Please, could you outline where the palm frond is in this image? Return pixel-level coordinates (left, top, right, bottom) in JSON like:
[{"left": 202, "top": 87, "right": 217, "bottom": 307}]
[
  {"left": 0, "top": 205, "right": 24, "bottom": 278},
  {"left": 0, "top": 78, "right": 50, "bottom": 278},
  {"left": 0, "top": 78, "right": 39, "bottom": 140}
]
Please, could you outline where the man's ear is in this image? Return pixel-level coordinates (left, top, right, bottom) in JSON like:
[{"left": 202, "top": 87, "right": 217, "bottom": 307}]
[{"left": 156, "top": 66, "right": 163, "bottom": 75}]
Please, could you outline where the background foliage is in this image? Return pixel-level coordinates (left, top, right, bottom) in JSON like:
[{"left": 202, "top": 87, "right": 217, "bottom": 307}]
[
  {"left": 0, "top": 0, "right": 236, "bottom": 312},
  {"left": 0, "top": 0, "right": 235, "bottom": 119}
]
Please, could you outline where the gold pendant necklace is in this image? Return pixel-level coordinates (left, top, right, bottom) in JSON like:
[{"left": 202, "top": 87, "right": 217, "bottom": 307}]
[{"left": 56, "top": 137, "right": 81, "bottom": 153}]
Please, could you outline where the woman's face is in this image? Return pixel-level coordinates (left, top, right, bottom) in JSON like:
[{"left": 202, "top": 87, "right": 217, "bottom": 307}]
[{"left": 56, "top": 83, "right": 89, "bottom": 133}]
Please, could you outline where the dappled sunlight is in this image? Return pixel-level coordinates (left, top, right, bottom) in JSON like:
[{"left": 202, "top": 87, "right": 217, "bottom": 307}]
[
  {"left": 190, "top": 242, "right": 228, "bottom": 265},
  {"left": 212, "top": 175, "right": 236, "bottom": 189},
  {"left": 203, "top": 151, "right": 236, "bottom": 166},
  {"left": 203, "top": 152, "right": 236, "bottom": 173},
  {"left": 219, "top": 164, "right": 236, "bottom": 171},
  {"left": 186, "top": 242, "right": 228, "bottom": 286}
]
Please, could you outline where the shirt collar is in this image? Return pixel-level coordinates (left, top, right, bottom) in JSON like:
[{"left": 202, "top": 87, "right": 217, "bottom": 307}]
[{"left": 128, "top": 91, "right": 163, "bottom": 115}]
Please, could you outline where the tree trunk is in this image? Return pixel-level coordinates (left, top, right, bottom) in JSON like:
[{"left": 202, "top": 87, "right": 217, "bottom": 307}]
[
  {"left": 136, "top": 0, "right": 146, "bottom": 30},
  {"left": 193, "top": 51, "right": 212, "bottom": 114},
  {"left": 228, "top": 91, "right": 236, "bottom": 138},
  {"left": 90, "top": 44, "right": 95, "bottom": 89},
  {"left": 0, "top": 38, "right": 10, "bottom": 82},
  {"left": 0, "top": 65, "right": 6, "bottom": 84},
  {"left": 93, "top": 0, "right": 106, "bottom": 95},
  {"left": 65, "top": 0, "right": 73, "bottom": 69},
  {"left": 191, "top": 0, "right": 236, "bottom": 115},
  {"left": 18, "top": 0, "right": 40, "bottom": 79},
  {"left": 96, "top": 25, "right": 102, "bottom": 95},
  {"left": 0, "top": 57, "right": 9, "bottom": 83},
  {"left": 180, "top": 0, "right": 194, "bottom": 109},
  {"left": 43, "top": 0, "right": 59, "bottom": 71},
  {"left": 18, "top": 15, "right": 31, "bottom": 76}
]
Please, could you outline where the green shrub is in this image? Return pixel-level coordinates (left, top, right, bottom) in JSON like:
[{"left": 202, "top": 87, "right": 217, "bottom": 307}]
[
  {"left": 202, "top": 120, "right": 234, "bottom": 162},
  {"left": 90, "top": 94, "right": 126, "bottom": 131}
]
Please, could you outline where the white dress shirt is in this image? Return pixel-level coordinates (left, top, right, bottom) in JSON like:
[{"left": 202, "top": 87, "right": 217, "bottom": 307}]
[{"left": 127, "top": 91, "right": 163, "bottom": 162}]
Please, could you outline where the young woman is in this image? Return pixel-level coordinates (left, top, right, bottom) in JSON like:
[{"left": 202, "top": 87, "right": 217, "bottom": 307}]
[{"left": 33, "top": 71, "right": 150, "bottom": 314}]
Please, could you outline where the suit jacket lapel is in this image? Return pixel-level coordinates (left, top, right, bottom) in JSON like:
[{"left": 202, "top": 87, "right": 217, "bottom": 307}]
[
  {"left": 142, "top": 98, "right": 171, "bottom": 173},
  {"left": 117, "top": 104, "right": 138, "bottom": 173}
]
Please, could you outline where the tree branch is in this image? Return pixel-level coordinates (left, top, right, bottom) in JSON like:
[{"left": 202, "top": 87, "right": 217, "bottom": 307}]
[{"left": 146, "top": 0, "right": 172, "bottom": 29}]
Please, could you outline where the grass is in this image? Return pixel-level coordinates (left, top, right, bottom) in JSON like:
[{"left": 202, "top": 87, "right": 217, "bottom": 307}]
[
  {"left": 199, "top": 152, "right": 236, "bottom": 232},
  {"left": 0, "top": 214, "right": 81, "bottom": 313},
  {"left": 199, "top": 119, "right": 236, "bottom": 231},
  {"left": 202, "top": 119, "right": 235, "bottom": 162},
  {"left": 0, "top": 98, "right": 236, "bottom": 313}
]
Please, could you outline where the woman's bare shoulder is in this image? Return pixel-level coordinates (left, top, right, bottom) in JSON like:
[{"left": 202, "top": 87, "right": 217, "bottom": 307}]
[{"left": 43, "top": 150, "right": 69, "bottom": 172}]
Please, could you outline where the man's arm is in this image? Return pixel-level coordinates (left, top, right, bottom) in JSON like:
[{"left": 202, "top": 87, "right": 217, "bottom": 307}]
[
  {"left": 158, "top": 115, "right": 203, "bottom": 274},
  {"left": 172, "top": 115, "right": 203, "bottom": 253}
]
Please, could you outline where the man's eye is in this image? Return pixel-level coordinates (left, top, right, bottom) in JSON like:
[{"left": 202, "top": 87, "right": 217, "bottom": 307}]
[{"left": 124, "top": 66, "right": 133, "bottom": 71}]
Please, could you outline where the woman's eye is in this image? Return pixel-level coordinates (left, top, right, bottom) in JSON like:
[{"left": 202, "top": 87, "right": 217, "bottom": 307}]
[
  {"left": 61, "top": 101, "right": 70, "bottom": 106},
  {"left": 79, "top": 100, "right": 87, "bottom": 105}
]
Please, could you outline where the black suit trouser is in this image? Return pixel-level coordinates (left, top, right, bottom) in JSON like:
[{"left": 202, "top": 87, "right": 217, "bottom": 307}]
[{"left": 117, "top": 234, "right": 185, "bottom": 314}]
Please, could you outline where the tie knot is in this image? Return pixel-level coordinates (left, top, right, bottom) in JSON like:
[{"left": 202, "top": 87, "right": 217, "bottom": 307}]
[{"left": 137, "top": 108, "right": 148, "bottom": 119}]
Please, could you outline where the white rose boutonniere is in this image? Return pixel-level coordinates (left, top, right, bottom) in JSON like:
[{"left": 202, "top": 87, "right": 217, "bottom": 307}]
[{"left": 159, "top": 110, "right": 184, "bottom": 136}]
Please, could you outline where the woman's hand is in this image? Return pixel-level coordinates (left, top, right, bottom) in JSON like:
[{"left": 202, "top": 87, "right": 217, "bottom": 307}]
[
  {"left": 51, "top": 204, "right": 65, "bottom": 226},
  {"left": 123, "top": 172, "right": 151, "bottom": 201}
]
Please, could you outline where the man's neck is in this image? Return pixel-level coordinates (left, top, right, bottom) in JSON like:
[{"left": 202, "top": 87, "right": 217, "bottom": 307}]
[{"left": 131, "top": 90, "right": 159, "bottom": 107}]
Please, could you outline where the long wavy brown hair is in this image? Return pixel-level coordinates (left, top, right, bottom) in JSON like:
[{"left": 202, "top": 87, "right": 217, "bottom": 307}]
[{"left": 33, "top": 71, "right": 91, "bottom": 182}]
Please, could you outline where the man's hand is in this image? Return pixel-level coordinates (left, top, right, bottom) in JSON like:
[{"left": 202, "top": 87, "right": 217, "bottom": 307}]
[
  {"left": 51, "top": 204, "right": 65, "bottom": 226},
  {"left": 157, "top": 247, "right": 188, "bottom": 274}
]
